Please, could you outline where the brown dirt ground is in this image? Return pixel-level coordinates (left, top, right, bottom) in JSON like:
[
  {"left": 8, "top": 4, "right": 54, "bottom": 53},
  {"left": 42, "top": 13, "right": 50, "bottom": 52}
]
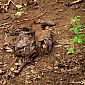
[{"left": 0, "top": 0, "right": 85, "bottom": 85}]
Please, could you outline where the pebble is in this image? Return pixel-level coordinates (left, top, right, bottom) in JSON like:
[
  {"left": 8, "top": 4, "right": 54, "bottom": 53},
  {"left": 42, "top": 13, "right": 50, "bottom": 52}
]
[
  {"left": 61, "top": 68, "right": 65, "bottom": 72},
  {"left": 3, "top": 79, "right": 7, "bottom": 85},
  {"left": 14, "top": 70, "right": 19, "bottom": 74},
  {"left": 31, "top": 70, "right": 37, "bottom": 74},
  {"left": 54, "top": 61, "right": 59, "bottom": 66},
  {"left": 13, "top": 65, "right": 18, "bottom": 70},
  {"left": 5, "top": 47, "right": 13, "bottom": 53},
  {"left": 15, "top": 62, "right": 20, "bottom": 66},
  {"left": 55, "top": 54, "right": 60, "bottom": 57},
  {"left": 0, "top": 80, "right": 3, "bottom": 84},
  {"left": 54, "top": 67, "right": 58, "bottom": 69},
  {"left": 58, "top": 9, "right": 63, "bottom": 12},
  {"left": 47, "top": 66, "right": 53, "bottom": 70},
  {"left": 55, "top": 45, "right": 62, "bottom": 47},
  {"left": 82, "top": 80, "right": 85, "bottom": 85},
  {"left": 54, "top": 70, "right": 57, "bottom": 73},
  {"left": 10, "top": 67, "right": 14, "bottom": 72},
  {"left": 35, "top": 62, "right": 37, "bottom": 64},
  {"left": 56, "top": 0, "right": 58, "bottom": 2},
  {"left": 3, "top": 64, "right": 7, "bottom": 67},
  {"left": 82, "top": 8, "right": 85, "bottom": 11},
  {"left": 0, "top": 69, "right": 3, "bottom": 74},
  {"left": 41, "top": 72, "right": 44, "bottom": 76},
  {"left": 0, "top": 62, "right": 3, "bottom": 65},
  {"left": 57, "top": 31, "right": 60, "bottom": 34}
]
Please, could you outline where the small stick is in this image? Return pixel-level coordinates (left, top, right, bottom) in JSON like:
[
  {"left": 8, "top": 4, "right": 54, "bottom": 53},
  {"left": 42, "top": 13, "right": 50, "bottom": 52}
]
[
  {"left": 71, "top": 0, "right": 82, "bottom": 4},
  {"left": 66, "top": 0, "right": 83, "bottom": 6}
]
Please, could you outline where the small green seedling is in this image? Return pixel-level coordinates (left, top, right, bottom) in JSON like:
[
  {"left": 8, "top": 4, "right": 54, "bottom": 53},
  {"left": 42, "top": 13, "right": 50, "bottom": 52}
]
[
  {"left": 70, "top": 27, "right": 78, "bottom": 34},
  {"left": 73, "top": 36, "right": 83, "bottom": 44},
  {"left": 67, "top": 16, "right": 84, "bottom": 55},
  {"left": 67, "top": 47, "right": 74, "bottom": 54},
  {"left": 15, "top": 11, "right": 24, "bottom": 16},
  {"left": 70, "top": 16, "right": 81, "bottom": 27},
  {"left": 16, "top": 4, "right": 23, "bottom": 9}
]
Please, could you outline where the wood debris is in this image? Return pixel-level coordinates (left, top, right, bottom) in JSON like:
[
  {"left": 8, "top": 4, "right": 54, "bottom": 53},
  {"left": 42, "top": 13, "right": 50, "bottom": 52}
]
[{"left": 65, "top": 0, "right": 83, "bottom": 6}]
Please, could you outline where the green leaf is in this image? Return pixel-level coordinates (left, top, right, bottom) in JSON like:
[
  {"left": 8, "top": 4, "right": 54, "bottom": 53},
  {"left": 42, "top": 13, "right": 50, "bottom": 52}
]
[
  {"left": 76, "top": 24, "right": 83, "bottom": 29},
  {"left": 77, "top": 34, "right": 83, "bottom": 38},
  {"left": 77, "top": 38, "right": 83, "bottom": 44},
  {"left": 73, "top": 37, "right": 78, "bottom": 43},
  {"left": 70, "top": 39, "right": 73, "bottom": 43},
  {"left": 70, "top": 16, "right": 81, "bottom": 26},
  {"left": 70, "top": 19, "right": 76, "bottom": 25},
  {"left": 67, "top": 47, "right": 74, "bottom": 54},
  {"left": 70, "top": 27, "right": 79, "bottom": 34},
  {"left": 16, "top": 4, "right": 23, "bottom": 9},
  {"left": 73, "top": 36, "right": 83, "bottom": 44},
  {"left": 76, "top": 16, "right": 81, "bottom": 19},
  {"left": 15, "top": 11, "right": 23, "bottom": 16}
]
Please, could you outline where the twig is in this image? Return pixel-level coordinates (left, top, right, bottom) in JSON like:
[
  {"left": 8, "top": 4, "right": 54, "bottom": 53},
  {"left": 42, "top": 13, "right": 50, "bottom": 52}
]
[{"left": 65, "top": 0, "right": 83, "bottom": 6}]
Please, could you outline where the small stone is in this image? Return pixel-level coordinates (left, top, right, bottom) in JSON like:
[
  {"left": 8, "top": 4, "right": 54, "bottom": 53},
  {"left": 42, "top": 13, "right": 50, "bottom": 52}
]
[
  {"left": 0, "top": 80, "right": 3, "bottom": 84},
  {"left": 13, "top": 65, "right": 18, "bottom": 70},
  {"left": 3, "top": 79, "right": 7, "bottom": 85},
  {"left": 54, "top": 61, "right": 59, "bottom": 66},
  {"left": 31, "top": 70, "right": 36, "bottom": 74},
  {"left": 35, "top": 62, "right": 37, "bottom": 64},
  {"left": 54, "top": 70, "right": 57, "bottom": 73},
  {"left": 56, "top": 0, "right": 58, "bottom": 2},
  {"left": 37, "top": 75, "right": 41, "bottom": 79},
  {"left": 41, "top": 72, "right": 44, "bottom": 76},
  {"left": 58, "top": 9, "right": 63, "bottom": 12},
  {"left": 6, "top": 49, "right": 12, "bottom": 53},
  {"left": 3, "top": 64, "right": 7, "bottom": 67},
  {"left": 0, "top": 69, "right": 3, "bottom": 74},
  {"left": 61, "top": 68, "right": 65, "bottom": 72},
  {"left": 55, "top": 45, "right": 62, "bottom": 47},
  {"left": 14, "top": 62, "right": 20, "bottom": 66},
  {"left": 54, "top": 66, "right": 58, "bottom": 69},
  {"left": 47, "top": 66, "right": 53, "bottom": 70},
  {"left": 57, "top": 31, "right": 60, "bottom": 34},
  {"left": 0, "top": 62, "right": 3, "bottom": 65},
  {"left": 55, "top": 54, "right": 60, "bottom": 57},
  {"left": 4, "top": 43, "right": 12, "bottom": 53},
  {"left": 10, "top": 67, "right": 14, "bottom": 72},
  {"left": 14, "top": 70, "right": 19, "bottom": 74},
  {"left": 5, "top": 46, "right": 13, "bottom": 53},
  {"left": 82, "top": 8, "right": 85, "bottom": 11}
]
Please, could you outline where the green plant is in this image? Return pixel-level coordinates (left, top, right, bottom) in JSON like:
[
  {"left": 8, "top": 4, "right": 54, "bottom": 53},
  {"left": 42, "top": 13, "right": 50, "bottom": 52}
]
[
  {"left": 15, "top": 11, "right": 24, "bottom": 16},
  {"left": 16, "top": 4, "right": 23, "bottom": 9},
  {"left": 67, "top": 16, "right": 84, "bottom": 55},
  {"left": 67, "top": 47, "right": 74, "bottom": 54}
]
